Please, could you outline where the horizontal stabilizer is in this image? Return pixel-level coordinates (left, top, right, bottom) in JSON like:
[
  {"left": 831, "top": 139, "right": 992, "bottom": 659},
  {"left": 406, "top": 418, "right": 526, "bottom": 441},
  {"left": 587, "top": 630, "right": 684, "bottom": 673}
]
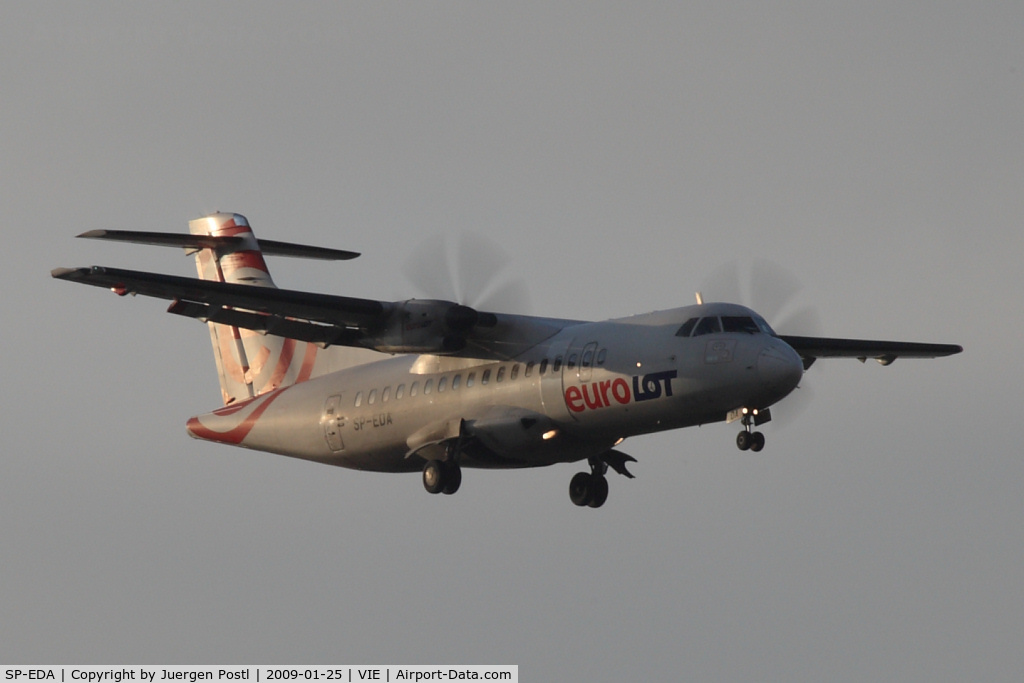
[{"left": 78, "top": 229, "right": 360, "bottom": 260}]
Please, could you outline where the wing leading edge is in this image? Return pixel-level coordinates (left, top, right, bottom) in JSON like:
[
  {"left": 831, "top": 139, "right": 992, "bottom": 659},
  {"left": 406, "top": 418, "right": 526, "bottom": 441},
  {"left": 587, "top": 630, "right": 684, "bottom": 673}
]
[{"left": 779, "top": 334, "right": 962, "bottom": 367}]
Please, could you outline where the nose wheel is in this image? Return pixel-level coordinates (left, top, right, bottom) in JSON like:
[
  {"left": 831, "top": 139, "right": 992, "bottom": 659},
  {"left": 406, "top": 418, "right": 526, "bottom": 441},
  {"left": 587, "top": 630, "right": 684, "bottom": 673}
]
[{"left": 736, "top": 429, "right": 765, "bottom": 452}]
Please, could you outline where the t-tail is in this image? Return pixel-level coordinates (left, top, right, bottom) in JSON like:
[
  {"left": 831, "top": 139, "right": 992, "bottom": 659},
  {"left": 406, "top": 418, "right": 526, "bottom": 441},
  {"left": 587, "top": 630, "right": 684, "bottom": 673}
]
[
  {"left": 56, "top": 212, "right": 367, "bottom": 405},
  {"left": 187, "top": 213, "right": 320, "bottom": 405}
]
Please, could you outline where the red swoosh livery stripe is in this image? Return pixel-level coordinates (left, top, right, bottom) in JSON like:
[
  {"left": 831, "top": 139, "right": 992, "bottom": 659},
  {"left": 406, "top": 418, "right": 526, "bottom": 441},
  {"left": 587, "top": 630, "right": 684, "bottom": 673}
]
[{"left": 187, "top": 387, "right": 289, "bottom": 445}]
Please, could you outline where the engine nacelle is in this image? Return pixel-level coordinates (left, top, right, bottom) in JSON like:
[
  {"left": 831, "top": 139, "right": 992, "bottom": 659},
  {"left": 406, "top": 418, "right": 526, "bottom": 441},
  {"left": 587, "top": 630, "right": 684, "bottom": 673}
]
[{"left": 369, "top": 299, "right": 493, "bottom": 354}]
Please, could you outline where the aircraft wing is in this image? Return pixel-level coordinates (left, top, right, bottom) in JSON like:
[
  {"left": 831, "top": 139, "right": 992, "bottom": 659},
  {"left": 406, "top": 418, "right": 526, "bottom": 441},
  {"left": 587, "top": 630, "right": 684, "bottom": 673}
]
[
  {"left": 51, "top": 265, "right": 575, "bottom": 358},
  {"left": 779, "top": 335, "right": 963, "bottom": 367}
]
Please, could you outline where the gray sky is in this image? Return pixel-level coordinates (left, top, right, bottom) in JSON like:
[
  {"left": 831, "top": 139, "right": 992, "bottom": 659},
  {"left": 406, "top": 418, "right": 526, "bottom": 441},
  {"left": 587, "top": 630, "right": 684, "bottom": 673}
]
[{"left": 3, "top": 2, "right": 1022, "bottom": 680}]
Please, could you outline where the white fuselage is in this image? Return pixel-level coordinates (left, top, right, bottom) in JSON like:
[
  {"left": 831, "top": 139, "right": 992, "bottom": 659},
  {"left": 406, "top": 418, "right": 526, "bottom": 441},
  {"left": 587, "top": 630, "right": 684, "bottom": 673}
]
[{"left": 186, "top": 303, "right": 804, "bottom": 473}]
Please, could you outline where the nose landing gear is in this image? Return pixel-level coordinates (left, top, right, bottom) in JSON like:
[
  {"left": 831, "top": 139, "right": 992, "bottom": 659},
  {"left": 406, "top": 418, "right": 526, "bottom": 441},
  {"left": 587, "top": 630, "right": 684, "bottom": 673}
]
[{"left": 734, "top": 407, "right": 770, "bottom": 452}]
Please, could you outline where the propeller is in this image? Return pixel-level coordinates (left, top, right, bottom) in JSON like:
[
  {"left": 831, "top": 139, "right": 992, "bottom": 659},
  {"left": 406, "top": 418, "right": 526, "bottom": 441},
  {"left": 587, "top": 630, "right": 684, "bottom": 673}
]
[
  {"left": 700, "top": 258, "right": 822, "bottom": 337},
  {"left": 404, "top": 231, "right": 532, "bottom": 314},
  {"left": 700, "top": 258, "right": 823, "bottom": 424}
]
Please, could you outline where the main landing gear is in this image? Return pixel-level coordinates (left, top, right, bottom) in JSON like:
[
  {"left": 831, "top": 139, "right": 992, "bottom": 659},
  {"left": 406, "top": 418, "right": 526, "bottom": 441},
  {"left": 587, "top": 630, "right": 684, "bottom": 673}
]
[
  {"left": 568, "top": 450, "right": 637, "bottom": 508},
  {"left": 422, "top": 458, "right": 462, "bottom": 495},
  {"left": 569, "top": 470, "right": 609, "bottom": 508}
]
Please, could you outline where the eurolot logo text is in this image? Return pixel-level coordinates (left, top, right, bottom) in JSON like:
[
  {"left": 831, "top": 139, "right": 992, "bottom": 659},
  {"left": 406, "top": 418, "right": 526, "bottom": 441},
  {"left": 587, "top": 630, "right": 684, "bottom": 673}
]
[{"left": 565, "top": 370, "right": 677, "bottom": 413}]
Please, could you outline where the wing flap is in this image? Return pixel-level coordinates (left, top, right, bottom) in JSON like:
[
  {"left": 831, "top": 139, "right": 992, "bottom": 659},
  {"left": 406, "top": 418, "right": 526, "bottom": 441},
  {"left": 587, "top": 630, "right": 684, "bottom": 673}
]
[
  {"left": 166, "top": 300, "right": 365, "bottom": 348},
  {"left": 780, "top": 335, "right": 962, "bottom": 365}
]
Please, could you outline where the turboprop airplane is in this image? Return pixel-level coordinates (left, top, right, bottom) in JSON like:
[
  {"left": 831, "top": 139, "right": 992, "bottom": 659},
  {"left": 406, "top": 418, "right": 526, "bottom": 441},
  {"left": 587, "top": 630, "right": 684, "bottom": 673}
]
[{"left": 52, "top": 212, "right": 962, "bottom": 508}]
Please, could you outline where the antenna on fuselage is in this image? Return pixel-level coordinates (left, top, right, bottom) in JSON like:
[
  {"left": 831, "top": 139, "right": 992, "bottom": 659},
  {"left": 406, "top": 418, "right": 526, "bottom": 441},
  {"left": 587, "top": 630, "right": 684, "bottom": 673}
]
[{"left": 695, "top": 291, "right": 704, "bottom": 305}]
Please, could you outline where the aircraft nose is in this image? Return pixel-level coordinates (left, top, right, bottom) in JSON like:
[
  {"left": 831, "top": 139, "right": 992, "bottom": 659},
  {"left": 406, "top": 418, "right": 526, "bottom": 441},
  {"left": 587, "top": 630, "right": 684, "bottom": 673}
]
[{"left": 757, "top": 339, "right": 803, "bottom": 395}]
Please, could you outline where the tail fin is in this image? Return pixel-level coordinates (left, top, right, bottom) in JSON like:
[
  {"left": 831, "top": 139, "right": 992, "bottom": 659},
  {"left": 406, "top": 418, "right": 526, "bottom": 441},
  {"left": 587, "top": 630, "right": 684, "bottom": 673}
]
[{"left": 189, "top": 212, "right": 319, "bottom": 404}]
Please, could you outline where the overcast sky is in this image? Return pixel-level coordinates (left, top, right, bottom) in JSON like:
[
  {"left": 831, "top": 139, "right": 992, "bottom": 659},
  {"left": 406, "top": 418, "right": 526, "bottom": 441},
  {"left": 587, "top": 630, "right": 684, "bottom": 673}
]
[{"left": 3, "top": 2, "right": 1022, "bottom": 680}]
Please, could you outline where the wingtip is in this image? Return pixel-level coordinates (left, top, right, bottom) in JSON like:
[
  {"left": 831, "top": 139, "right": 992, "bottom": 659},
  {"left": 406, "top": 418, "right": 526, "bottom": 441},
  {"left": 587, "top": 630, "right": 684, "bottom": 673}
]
[{"left": 51, "top": 266, "right": 82, "bottom": 279}]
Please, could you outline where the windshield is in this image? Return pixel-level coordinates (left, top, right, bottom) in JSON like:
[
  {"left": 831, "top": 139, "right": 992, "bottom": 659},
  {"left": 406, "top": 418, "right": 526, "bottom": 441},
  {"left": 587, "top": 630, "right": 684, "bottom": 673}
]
[{"left": 677, "top": 314, "right": 775, "bottom": 337}]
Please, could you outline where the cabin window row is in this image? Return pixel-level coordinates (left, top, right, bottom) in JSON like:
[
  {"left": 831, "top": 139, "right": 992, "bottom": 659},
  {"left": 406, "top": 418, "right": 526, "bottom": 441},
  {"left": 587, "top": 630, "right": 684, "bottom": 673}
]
[{"left": 351, "top": 349, "right": 608, "bottom": 408}]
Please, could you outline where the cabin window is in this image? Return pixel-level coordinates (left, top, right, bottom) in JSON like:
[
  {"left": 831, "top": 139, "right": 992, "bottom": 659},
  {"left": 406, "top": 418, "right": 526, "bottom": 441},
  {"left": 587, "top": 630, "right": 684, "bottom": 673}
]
[
  {"left": 466, "top": 372, "right": 475, "bottom": 387},
  {"left": 525, "top": 361, "right": 535, "bottom": 377},
  {"left": 482, "top": 369, "right": 491, "bottom": 385},
  {"left": 581, "top": 349, "right": 594, "bottom": 368},
  {"left": 553, "top": 356, "right": 563, "bottom": 372},
  {"left": 424, "top": 379, "right": 433, "bottom": 395},
  {"left": 693, "top": 316, "right": 722, "bottom": 336},
  {"left": 676, "top": 317, "right": 699, "bottom": 337},
  {"left": 354, "top": 391, "right": 363, "bottom": 407},
  {"left": 721, "top": 316, "right": 759, "bottom": 334},
  {"left": 410, "top": 381, "right": 419, "bottom": 397},
  {"left": 382, "top": 386, "right": 391, "bottom": 402},
  {"left": 437, "top": 376, "right": 447, "bottom": 392},
  {"left": 368, "top": 389, "right": 377, "bottom": 405},
  {"left": 597, "top": 348, "right": 607, "bottom": 365},
  {"left": 539, "top": 359, "right": 548, "bottom": 375},
  {"left": 496, "top": 366, "right": 506, "bottom": 382},
  {"left": 396, "top": 384, "right": 405, "bottom": 399},
  {"left": 510, "top": 364, "right": 520, "bottom": 380},
  {"left": 567, "top": 353, "right": 577, "bottom": 369},
  {"left": 452, "top": 374, "right": 461, "bottom": 390}
]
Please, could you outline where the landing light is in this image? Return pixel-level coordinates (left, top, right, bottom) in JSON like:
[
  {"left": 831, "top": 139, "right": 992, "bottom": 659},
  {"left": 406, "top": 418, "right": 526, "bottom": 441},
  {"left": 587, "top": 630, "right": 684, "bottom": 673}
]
[{"left": 542, "top": 429, "right": 558, "bottom": 441}]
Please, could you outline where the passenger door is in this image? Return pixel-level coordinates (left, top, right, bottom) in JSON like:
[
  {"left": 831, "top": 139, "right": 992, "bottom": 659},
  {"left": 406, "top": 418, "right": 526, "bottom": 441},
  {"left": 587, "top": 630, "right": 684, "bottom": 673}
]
[{"left": 322, "top": 394, "right": 345, "bottom": 452}]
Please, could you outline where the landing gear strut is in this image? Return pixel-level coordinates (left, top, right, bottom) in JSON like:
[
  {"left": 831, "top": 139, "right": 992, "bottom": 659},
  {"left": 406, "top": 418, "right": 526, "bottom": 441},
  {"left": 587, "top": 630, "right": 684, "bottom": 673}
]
[{"left": 569, "top": 458, "right": 610, "bottom": 508}]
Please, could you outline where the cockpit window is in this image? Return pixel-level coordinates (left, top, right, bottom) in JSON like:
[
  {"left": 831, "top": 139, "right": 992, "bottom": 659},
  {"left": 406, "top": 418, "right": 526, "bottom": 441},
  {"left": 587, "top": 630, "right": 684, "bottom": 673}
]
[
  {"left": 721, "top": 316, "right": 760, "bottom": 334},
  {"left": 676, "top": 318, "right": 699, "bottom": 337},
  {"left": 754, "top": 316, "right": 776, "bottom": 336},
  {"left": 692, "top": 316, "right": 722, "bottom": 336}
]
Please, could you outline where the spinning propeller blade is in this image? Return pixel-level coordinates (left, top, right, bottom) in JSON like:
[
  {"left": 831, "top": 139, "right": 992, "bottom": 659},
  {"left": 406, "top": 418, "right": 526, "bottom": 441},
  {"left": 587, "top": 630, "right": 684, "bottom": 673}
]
[
  {"left": 701, "top": 258, "right": 821, "bottom": 424},
  {"left": 701, "top": 258, "right": 822, "bottom": 337},
  {"left": 405, "top": 231, "right": 532, "bottom": 314}
]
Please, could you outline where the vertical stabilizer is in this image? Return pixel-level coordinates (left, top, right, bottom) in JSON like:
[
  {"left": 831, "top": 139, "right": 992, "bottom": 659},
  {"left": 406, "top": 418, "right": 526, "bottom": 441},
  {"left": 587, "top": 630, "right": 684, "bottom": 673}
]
[{"left": 189, "top": 213, "right": 318, "bottom": 404}]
